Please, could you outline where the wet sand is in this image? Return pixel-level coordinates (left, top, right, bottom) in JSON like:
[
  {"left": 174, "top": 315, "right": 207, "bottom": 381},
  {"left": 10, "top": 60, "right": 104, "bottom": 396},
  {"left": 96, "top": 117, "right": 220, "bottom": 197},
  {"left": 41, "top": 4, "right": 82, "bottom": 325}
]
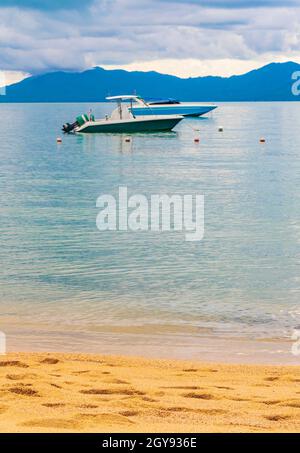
[{"left": 0, "top": 352, "right": 300, "bottom": 433}]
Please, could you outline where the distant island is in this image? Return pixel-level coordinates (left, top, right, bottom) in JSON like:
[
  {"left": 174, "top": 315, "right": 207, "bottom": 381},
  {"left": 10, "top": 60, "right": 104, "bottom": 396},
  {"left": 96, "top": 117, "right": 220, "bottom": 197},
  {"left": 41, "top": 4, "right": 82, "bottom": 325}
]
[{"left": 1, "top": 61, "right": 300, "bottom": 102}]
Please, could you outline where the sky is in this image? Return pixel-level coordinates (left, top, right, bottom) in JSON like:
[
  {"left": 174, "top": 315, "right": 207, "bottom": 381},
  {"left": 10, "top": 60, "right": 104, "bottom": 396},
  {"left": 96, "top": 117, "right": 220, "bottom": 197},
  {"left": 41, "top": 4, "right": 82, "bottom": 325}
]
[{"left": 1, "top": 0, "right": 300, "bottom": 85}]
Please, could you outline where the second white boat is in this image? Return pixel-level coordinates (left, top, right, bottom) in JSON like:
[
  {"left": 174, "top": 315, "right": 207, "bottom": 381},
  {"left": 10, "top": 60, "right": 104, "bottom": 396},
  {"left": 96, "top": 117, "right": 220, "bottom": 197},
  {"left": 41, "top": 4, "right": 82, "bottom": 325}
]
[{"left": 129, "top": 96, "right": 217, "bottom": 117}]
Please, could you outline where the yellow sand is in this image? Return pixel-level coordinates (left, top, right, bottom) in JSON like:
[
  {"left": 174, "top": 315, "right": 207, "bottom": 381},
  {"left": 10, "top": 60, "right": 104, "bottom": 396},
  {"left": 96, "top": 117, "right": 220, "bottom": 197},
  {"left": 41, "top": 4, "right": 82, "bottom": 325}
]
[{"left": 0, "top": 352, "right": 300, "bottom": 433}]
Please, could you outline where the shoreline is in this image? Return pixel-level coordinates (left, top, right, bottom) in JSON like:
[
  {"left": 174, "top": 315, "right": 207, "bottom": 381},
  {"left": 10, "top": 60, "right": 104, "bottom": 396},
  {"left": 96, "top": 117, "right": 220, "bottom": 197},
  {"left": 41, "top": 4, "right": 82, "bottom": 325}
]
[
  {"left": 4, "top": 326, "right": 300, "bottom": 365},
  {"left": 0, "top": 352, "right": 300, "bottom": 433}
]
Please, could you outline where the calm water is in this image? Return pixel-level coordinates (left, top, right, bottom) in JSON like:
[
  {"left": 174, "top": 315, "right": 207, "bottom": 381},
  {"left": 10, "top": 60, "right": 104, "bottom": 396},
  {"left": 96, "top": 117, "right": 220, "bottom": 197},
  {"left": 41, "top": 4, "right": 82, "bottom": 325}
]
[{"left": 1, "top": 102, "right": 300, "bottom": 362}]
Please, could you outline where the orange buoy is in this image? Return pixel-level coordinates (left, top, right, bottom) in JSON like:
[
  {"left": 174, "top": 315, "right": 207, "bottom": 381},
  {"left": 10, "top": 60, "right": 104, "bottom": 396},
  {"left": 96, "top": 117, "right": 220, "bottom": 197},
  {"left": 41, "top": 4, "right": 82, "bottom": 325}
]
[{"left": 260, "top": 137, "right": 266, "bottom": 143}]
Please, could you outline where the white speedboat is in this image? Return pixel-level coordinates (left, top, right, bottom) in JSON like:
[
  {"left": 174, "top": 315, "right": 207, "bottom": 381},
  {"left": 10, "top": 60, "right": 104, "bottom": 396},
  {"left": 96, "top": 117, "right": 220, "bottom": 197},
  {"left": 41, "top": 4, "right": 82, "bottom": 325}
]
[
  {"left": 130, "top": 97, "right": 217, "bottom": 117},
  {"left": 62, "top": 95, "right": 183, "bottom": 133}
]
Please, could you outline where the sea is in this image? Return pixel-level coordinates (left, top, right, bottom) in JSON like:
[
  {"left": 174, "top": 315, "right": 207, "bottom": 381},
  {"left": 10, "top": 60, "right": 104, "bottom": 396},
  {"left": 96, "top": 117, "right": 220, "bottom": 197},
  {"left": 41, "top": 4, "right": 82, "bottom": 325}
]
[{"left": 1, "top": 102, "right": 300, "bottom": 364}]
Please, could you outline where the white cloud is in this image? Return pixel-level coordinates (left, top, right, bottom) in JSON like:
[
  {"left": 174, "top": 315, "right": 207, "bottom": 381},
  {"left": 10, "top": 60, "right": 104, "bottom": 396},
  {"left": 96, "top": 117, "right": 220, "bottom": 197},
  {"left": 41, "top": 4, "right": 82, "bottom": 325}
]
[
  {"left": 102, "top": 55, "right": 300, "bottom": 78},
  {"left": 0, "top": 71, "right": 30, "bottom": 87},
  {"left": 0, "top": 0, "right": 300, "bottom": 77}
]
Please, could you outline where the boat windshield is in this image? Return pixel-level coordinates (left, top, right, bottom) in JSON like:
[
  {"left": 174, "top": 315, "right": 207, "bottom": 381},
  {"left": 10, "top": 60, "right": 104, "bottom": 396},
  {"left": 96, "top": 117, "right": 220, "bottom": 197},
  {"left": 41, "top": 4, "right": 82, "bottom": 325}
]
[{"left": 148, "top": 99, "right": 180, "bottom": 105}]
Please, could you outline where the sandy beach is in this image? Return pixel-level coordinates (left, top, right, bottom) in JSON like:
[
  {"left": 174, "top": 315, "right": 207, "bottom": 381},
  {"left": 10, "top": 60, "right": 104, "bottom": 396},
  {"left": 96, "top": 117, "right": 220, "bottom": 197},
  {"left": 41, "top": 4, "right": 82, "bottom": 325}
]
[{"left": 0, "top": 352, "right": 299, "bottom": 433}]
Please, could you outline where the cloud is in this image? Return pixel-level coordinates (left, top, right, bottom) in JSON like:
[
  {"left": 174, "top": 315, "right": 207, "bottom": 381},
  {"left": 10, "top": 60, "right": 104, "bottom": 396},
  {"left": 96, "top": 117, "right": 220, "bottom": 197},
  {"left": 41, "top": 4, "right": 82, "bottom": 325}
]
[
  {"left": 102, "top": 58, "right": 266, "bottom": 78},
  {"left": 0, "top": 70, "right": 30, "bottom": 87},
  {"left": 0, "top": 0, "right": 300, "bottom": 77}
]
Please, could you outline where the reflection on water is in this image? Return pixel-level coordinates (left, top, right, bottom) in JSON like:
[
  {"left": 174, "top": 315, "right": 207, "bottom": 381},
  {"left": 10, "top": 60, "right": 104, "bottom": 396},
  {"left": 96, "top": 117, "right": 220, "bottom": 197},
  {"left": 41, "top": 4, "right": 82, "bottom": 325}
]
[{"left": 1, "top": 102, "right": 300, "bottom": 361}]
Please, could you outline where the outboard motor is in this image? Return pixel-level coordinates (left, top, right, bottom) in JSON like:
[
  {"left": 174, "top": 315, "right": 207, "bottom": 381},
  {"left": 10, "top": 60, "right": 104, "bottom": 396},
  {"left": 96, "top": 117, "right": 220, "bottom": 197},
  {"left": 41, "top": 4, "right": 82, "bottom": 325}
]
[
  {"left": 62, "top": 113, "right": 95, "bottom": 133},
  {"left": 62, "top": 121, "right": 78, "bottom": 133}
]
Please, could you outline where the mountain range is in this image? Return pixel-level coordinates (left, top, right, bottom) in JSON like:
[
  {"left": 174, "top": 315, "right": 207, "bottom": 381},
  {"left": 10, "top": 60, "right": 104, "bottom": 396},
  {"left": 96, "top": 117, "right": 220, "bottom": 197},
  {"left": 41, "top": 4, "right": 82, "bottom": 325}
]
[{"left": 1, "top": 61, "right": 300, "bottom": 102}]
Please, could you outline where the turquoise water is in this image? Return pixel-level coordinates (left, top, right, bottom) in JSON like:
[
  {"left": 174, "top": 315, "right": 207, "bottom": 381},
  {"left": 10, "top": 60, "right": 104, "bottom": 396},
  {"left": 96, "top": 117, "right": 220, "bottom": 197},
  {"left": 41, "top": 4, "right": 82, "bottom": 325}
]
[{"left": 1, "top": 102, "right": 300, "bottom": 361}]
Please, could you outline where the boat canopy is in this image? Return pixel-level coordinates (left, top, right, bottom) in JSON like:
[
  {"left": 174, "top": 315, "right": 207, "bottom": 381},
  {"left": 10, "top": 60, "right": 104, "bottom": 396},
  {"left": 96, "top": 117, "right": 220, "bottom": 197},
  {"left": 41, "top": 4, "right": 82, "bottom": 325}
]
[{"left": 106, "top": 95, "right": 142, "bottom": 102}]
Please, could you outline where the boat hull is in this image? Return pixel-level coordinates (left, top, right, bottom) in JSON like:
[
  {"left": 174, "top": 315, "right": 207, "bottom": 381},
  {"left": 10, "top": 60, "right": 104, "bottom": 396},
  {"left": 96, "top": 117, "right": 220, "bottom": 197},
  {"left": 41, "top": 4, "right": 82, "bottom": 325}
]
[
  {"left": 131, "top": 104, "right": 217, "bottom": 117},
  {"left": 76, "top": 116, "right": 182, "bottom": 133}
]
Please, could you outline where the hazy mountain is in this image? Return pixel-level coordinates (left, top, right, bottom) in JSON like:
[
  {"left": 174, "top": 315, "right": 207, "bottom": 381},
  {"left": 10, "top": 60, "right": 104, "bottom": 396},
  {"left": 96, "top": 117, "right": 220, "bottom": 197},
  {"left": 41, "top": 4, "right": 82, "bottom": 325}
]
[{"left": 1, "top": 62, "right": 300, "bottom": 102}]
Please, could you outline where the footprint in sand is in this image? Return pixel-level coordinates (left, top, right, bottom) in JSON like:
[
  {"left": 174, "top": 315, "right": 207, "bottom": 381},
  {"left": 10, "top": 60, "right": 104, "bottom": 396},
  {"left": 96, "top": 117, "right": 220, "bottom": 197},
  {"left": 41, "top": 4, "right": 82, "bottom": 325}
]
[
  {"left": 78, "top": 404, "right": 98, "bottom": 409},
  {"left": 167, "top": 406, "right": 227, "bottom": 416},
  {"left": 183, "top": 392, "right": 216, "bottom": 400},
  {"left": 80, "top": 388, "right": 145, "bottom": 396},
  {"left": 196, "top": 408, "right": 227, "bottom": 415},
  {"left": 284, "top": 402, "right": 300, "bottom": 408},
  {"left": 6, "top": 373, "right": 37, "bottom": 381},
  {"left": 167, "top": 406, "right": 191, "bottom": 413},
  {"left": 119, "top": 410, "right": 139, "bottom": 417},
  {"left": 261, "top": 400, "right": 281, "bottom": 406},
  {"left": 265, "top": 414, "right": 291, "bottom": 422},
  {"left": 72, "top": 371, "right": 90, "bottom": 376},
  {"left": 50, "top": 383, "right": 62, "bottom": 389},
  {"left": 42, "top": 403, "right": 66, "bottom": 408},
  {"left": 9, "top": 387, "right": 39, "bottom": 396},
  {"left": 215, "top": 386, "right": 233, "bottom": 390},
  {"left": 141, "top": 396, "right": 158, "bottom": 402},
  {"left": 40, "top": 358, "right": 60, "bottom": 365},
  {"left": 0, "top": 361, "right": 28, "bottom": 368}
]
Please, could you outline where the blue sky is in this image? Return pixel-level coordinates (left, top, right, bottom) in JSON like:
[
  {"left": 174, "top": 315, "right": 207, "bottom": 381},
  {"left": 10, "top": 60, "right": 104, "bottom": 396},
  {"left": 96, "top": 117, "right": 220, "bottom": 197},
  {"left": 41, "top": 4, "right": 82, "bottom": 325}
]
[
  {"left": 0, "top": 0, "right": 94, "bottom": 9},
  {"left": 1, "top": 0, "right": 300, "bottom": 83}
]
